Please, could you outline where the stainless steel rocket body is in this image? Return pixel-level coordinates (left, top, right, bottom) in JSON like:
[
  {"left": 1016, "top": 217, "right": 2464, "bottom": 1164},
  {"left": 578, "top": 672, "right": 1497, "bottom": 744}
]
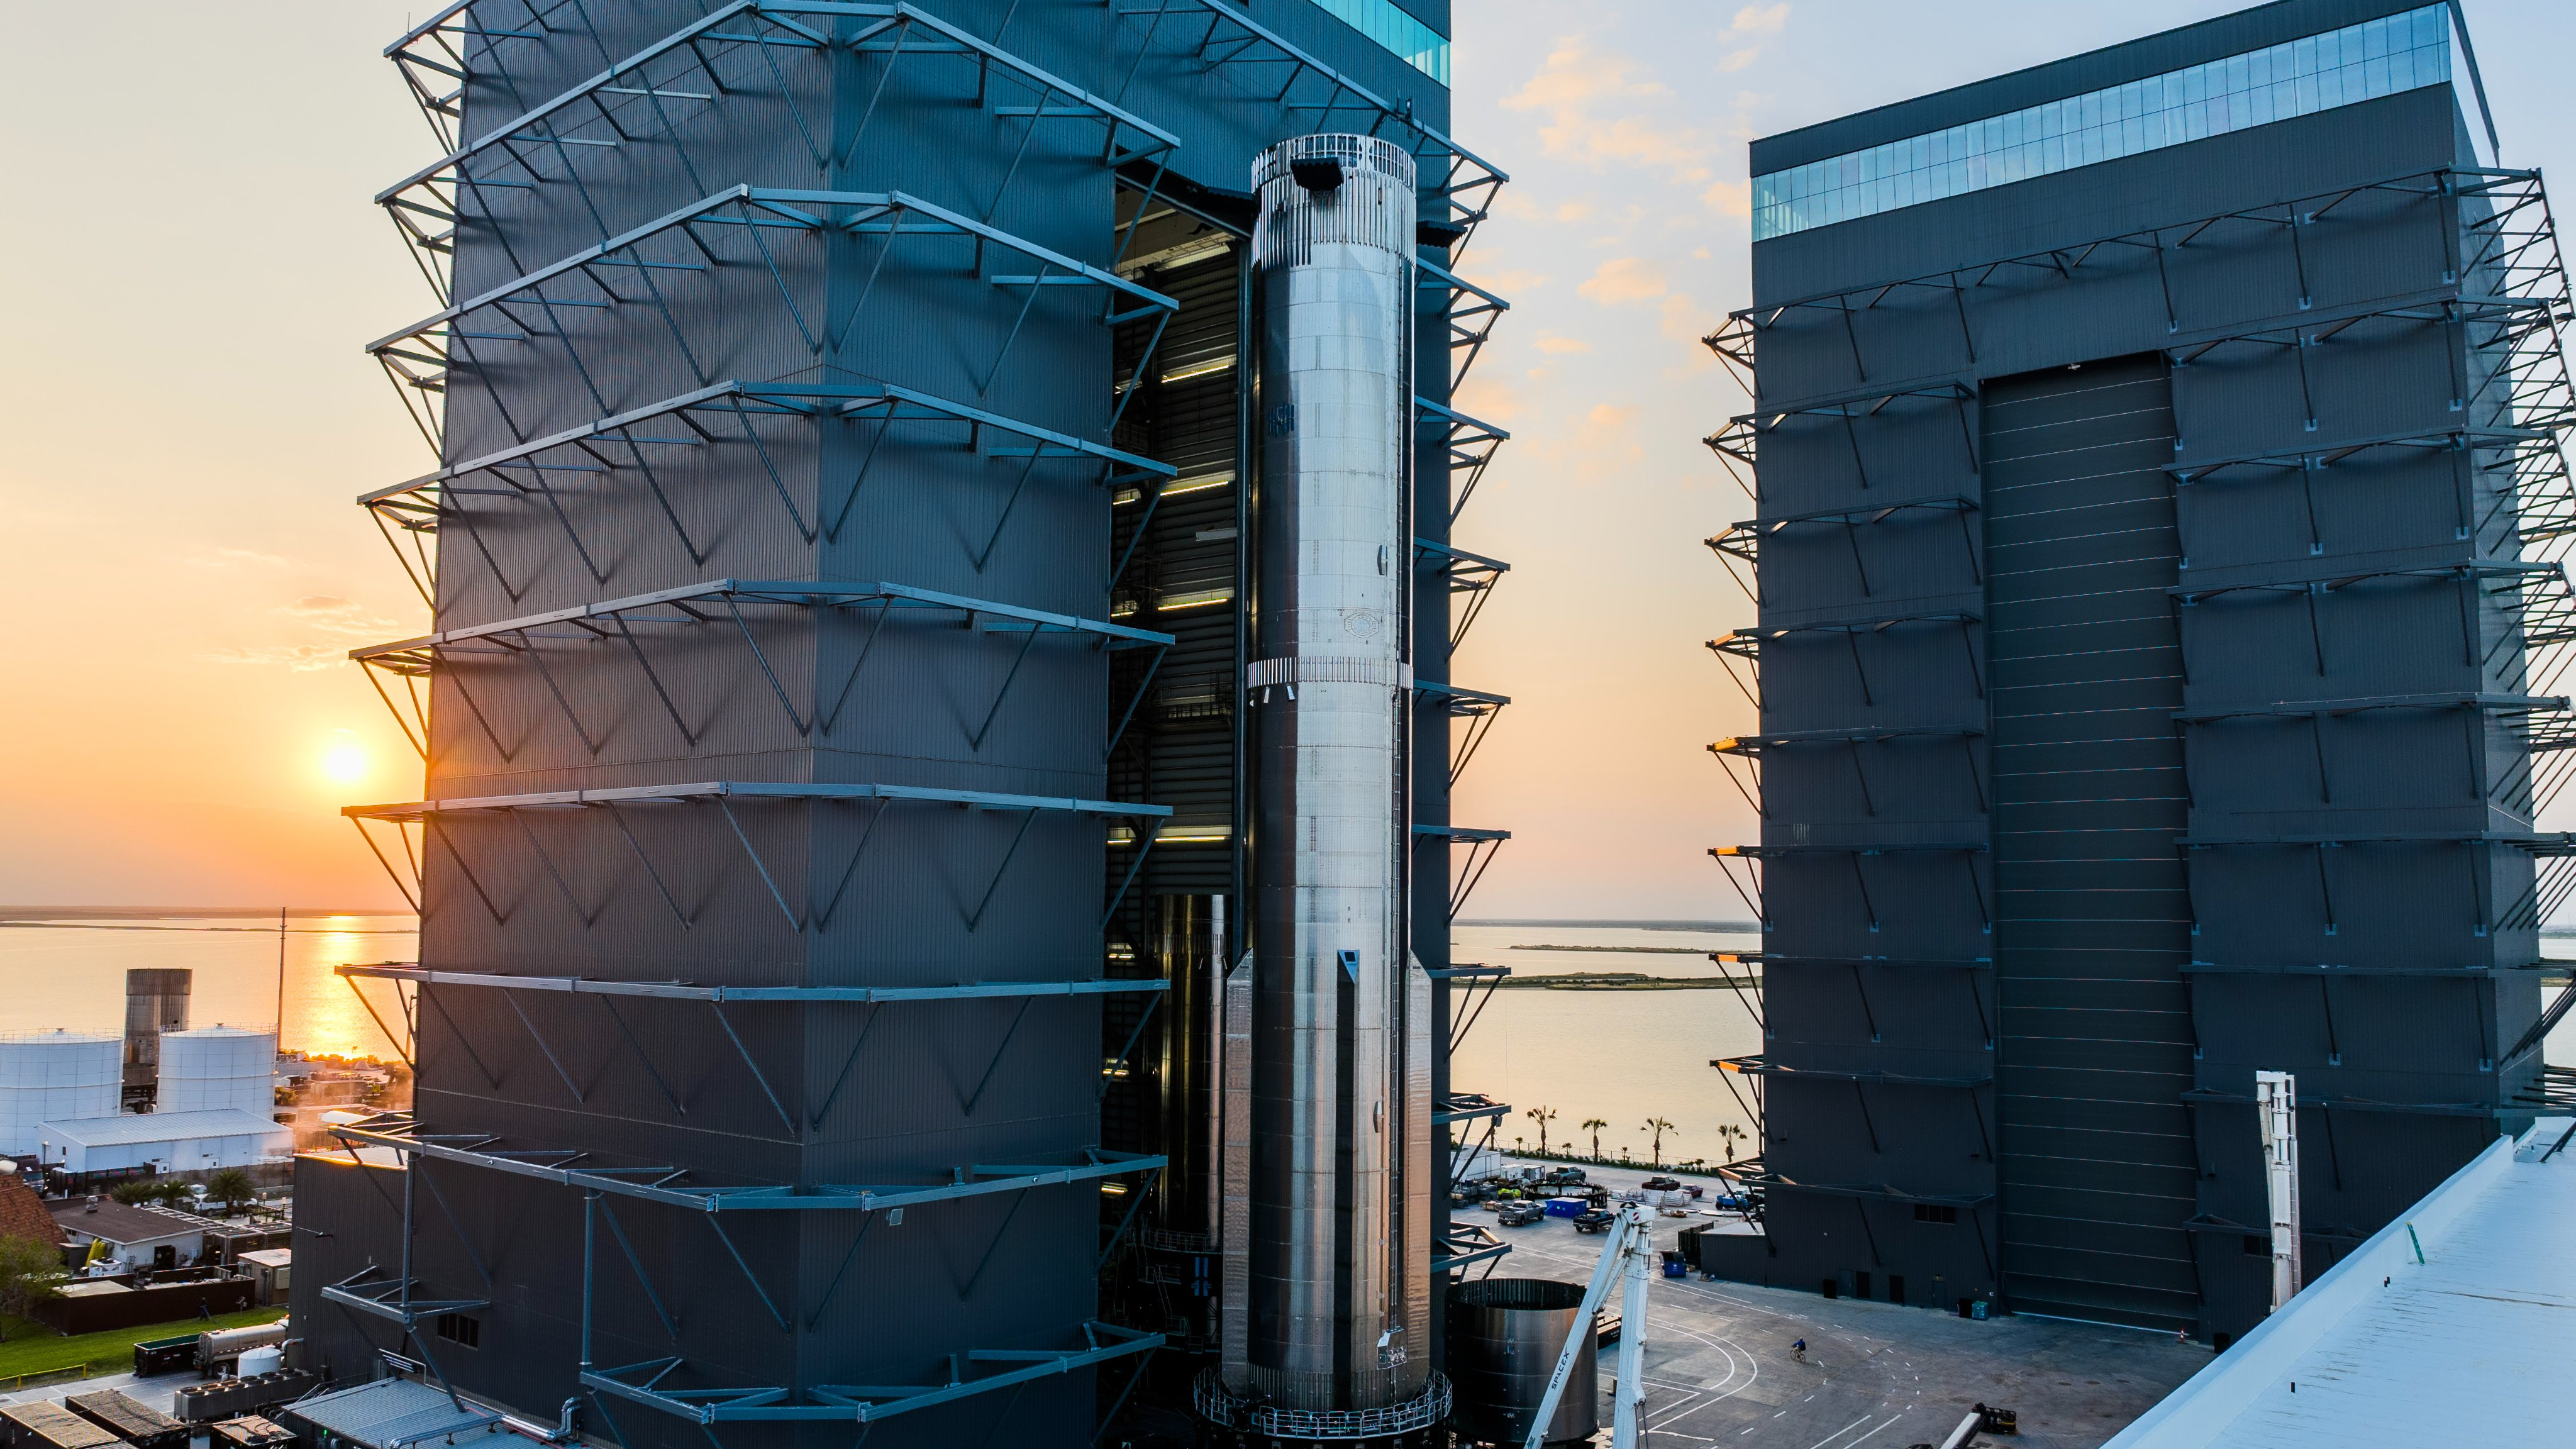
[{"left": 1229, "top": 133, "right": 1432, "bottom": 1415}]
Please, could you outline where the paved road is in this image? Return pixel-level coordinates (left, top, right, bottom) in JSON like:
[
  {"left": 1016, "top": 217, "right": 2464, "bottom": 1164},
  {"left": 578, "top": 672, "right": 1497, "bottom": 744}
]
[{"left": 1480, "top": 1163, "right": 2205, "bottom": 1448}]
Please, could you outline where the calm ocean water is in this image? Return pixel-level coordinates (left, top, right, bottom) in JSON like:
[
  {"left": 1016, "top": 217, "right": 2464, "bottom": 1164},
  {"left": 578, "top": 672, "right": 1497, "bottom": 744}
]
[
  {"left": 0, "top": 914, "right": 418, "bottom": 1059},
  {"left": 0, "top": 914, "right": 2558, "bottom": 1162}
]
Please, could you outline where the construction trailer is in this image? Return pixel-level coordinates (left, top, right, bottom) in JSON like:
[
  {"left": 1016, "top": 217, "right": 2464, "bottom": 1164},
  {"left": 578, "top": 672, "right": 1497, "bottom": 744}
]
[
  {"left": 294, "top": 3, "right": 1515, "bottom": 1445},
  {"left": 1702, "top": 0, "right": 2576, "bottom": 1340}
]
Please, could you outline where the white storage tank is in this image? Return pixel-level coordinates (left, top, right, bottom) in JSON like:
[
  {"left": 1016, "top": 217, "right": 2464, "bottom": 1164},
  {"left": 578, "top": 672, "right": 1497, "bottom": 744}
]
[
  {"left": 157, "top": 1026, "right": 278, "bottom": 1115},
  {"left": 0, "top": 1030, "right": 121, "bottom": 1155}
]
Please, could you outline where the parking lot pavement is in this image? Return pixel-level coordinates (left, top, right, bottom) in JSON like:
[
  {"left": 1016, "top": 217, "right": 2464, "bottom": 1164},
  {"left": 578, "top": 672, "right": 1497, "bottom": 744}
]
[{"left": 1471, "top": 1162, "right": 2206, "bottom": 1448}]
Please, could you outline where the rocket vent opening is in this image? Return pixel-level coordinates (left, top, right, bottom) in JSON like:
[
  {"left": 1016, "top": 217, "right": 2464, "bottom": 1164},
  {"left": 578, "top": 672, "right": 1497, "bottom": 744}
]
[{"left": 1291, "top": 157, "right": 1346, "bottom": 193}]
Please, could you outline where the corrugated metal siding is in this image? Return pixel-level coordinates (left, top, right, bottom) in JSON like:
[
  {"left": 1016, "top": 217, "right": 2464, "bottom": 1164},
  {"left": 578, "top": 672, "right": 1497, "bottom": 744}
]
[
  {"left": 1736, "top": 17, "right": 2538, "bottom": 1341},
  {"left": 1983, "top": 358, "right": 2201, "bottom": 1331}
]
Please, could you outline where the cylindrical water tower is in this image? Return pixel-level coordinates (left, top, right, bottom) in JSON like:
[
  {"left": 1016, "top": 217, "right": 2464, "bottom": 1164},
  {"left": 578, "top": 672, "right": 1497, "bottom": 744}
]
[
  {"left": 1209, "top": 133, "right": 1441, "bottom": 1440},
  {"left": 157, "top": 1026, "right": 278, "bottom": 1115},
  {"left": 0, "top": 1031, "right": 121, "bottom": 1156},
  {"left": 124, "top": 968, "right": 192, "bottom": 1104},
  {"left": 1446, "top": 1280, "right": 1599, "bottom": 1446}
]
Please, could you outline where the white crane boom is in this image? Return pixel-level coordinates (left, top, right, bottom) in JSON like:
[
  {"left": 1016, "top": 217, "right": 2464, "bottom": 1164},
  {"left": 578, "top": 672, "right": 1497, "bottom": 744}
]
[{"left": 1519, "top": 1201, "right": 1655, "bottom": 1449}]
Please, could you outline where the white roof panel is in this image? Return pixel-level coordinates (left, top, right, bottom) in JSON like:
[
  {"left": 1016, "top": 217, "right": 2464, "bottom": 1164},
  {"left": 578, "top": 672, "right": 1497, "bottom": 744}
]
[
  {"left": 2107, "top": 1118, "right": 2576, "bottom": 1449},
  {"left": 37, "top": 1108, "right": 290, "bottom": 1147}
]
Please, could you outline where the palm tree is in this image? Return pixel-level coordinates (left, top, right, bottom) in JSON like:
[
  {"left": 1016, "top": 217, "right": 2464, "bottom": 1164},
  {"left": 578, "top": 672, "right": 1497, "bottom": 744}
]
[
  {"left": 1642, "top": 1117, "right": 1677, "bottom": 1167},
  {"left": 1716, "top": 1123, "right": 1748, "bottom": 1165},
  {"left": 1580, "top": 1118, "right": 1608, "bottom": 1161},
  {"left": 205, "top": 1167, "right": 258, "bottom": 1216},
  {"left": 1525, "top": 1106, "right": 1558, "bottom": 1155}
]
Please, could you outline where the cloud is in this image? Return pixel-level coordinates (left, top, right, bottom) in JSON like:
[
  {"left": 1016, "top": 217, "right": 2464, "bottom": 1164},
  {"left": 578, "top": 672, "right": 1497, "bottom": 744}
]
[
  {"left": 1462, "top": 265, "right": 1552, "bottom": 296},
  {"left": 283, "top": 596, "right": 400, "bottom": 638},
  {"left": 1533, "top": 333, "right": 1593, "bottom": 355},
  {"left": 1702, "top": 178, "right": 1753, "bottom": 217},
  {"left": 201, "top": 644, "right": 350, "bottom": 673},
  {"left": 1659, "top": 294, "right": 1716, "bottom": 346},
  {"left": 1577, "top": 257, "right": 1670, "bottom": 305},
  {"left": 1564, "top": 404, "right": 1647, "bottom": 484},
  {"left": 1505, "top": 38, "right": 1711, "bottom": 184},
  {"left": 1730, "top": 4, "right": 1790, "bottom": 35},
  {"left": 1453, "top": 376, "right": 1523, "bottom": 425},
  {"left": 1718, "top": 4, "right": 1787, "bottom": 75},
  {"left": 202, "top": 596, "right": 404, "bottom": 671}
]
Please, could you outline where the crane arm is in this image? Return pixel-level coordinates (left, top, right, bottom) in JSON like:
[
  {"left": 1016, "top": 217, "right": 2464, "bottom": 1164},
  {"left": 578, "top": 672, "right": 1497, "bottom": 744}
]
[{"left": 1519, "top": 1202, "right": 1651, "bottom": 1449}]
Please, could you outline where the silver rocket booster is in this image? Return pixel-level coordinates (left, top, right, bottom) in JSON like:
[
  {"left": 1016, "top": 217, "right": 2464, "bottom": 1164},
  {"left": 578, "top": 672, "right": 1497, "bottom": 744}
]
[{"left": 1224, "top": 133, "right": 1435, "bottom": 1418}]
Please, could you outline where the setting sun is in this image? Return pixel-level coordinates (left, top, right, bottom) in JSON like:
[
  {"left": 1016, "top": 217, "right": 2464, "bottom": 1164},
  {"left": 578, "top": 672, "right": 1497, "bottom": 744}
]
[{"left": 321, "top": 733, "right": 369, "bottom": 785}]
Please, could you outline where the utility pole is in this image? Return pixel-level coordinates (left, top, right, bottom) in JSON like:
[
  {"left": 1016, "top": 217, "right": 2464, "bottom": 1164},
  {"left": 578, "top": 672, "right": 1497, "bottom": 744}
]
[{"left": 2255, "top": 1070, "right": 2301, "bottom": 1313}]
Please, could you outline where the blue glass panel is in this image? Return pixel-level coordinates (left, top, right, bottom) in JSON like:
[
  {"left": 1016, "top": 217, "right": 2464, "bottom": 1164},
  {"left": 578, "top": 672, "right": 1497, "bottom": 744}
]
[
  {"left": 1751, "top": 4, "right": 2453, "bottom": 240},
  {"left": 1307, "top": 0, "right": 1450, "bottom": 85}
]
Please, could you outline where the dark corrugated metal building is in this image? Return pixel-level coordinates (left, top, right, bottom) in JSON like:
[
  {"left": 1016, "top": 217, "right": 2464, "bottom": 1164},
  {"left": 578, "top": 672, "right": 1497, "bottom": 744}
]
[
  {"left": 290, "top": 1, "right": 1513, "bottom": 1443},
  {"left": 1701, "top": 0, "right": 2576, "bottom": 1339}
]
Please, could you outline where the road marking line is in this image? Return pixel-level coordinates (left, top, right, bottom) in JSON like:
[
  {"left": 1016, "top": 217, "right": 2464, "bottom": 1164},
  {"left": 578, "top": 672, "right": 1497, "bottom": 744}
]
[
  {"left": 1845, "top": 1413, "right": 1909, "bottom": 1449},
  {"left": 1804, "top": 1413, "right": 1872, "bottom": 1449}
]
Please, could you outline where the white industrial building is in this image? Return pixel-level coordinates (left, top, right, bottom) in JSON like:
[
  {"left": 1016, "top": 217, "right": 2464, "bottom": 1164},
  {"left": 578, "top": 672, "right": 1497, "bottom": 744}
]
[
  {"left": 0, "top": 1030, "right": 121, "bottom": 1156},
  {"left": 34, "top": 1106, "right": 291, "bottom": 1175},
  {"left": 157, "top": 1026, "right": 278, "bottom": 1114},
  {"left": 2105, "top": 1117, "right": 2573, "bottom": 1448}
]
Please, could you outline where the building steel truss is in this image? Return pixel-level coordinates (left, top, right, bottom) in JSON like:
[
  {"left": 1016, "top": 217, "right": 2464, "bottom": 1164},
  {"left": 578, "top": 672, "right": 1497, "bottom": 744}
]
[
  {"left": 364, "top": 380, "right": 1177, "bottom": 605},
  {"left": 350, "top": 577, "right": 1172, "bottom": 761},
  {"left": 343, "top": 781, "right": 1171, "bottom": 933},
  {"left": 1414, "top": 680, "right": 1509, "bottom": 787},
  {"left": 318, "top": 1115, "right": 1162, "bottom": 1435},
  {"left": 2172, "top": 691, "right": 2567, "bottom": 811},
  {"left": 1416, "top": 538, "right": 1508, "bottom": 650},
  {"left": 2177, "top": 830, "right": 2576, "bottom": 937},
  {"left": 1706, "top": 494, "right": 1982, "bottom": 605},
  {"left": 1706, "top": 726, "right": 1987, "bottom": 820},
  {"left": 1105, "top": 0, "right": 1507, "bottom": 246},
  {"left": 1706, "top": 843, "right": 1992, "bottom": 935},
  {"left": 1701, "top": 383, "right": 1979, "bottom": 501},
  {"left": 1414, "top": 824, "right": 1509, "bottom": 922},
  {"left": 1707, "top": 167, "right": 2568, "bottom": 393},
  {"left": 1417, "top": 258, "right": 1509, "bottom": 390},
  {"left": 367, "top": 186, "right": 1182, "bottom": 456},
  {"left": 1426, "top": 963, "right": 1511, "bottom": 1057},
  {"left": 379, "top": 2, "right": 1184, "bottom": 304},
  {"left": 338, "top": 962, "right": 1169, "bottom": 1130},
  {"left": 1706, "top": 611, "right": 1985, "bottom": 713},
  {"left": 1420, "top": 396, "right": 1510, "bottom": 526}
]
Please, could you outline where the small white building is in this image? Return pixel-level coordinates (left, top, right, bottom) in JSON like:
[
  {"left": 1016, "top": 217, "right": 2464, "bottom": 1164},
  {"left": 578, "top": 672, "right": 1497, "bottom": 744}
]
[
  {"left": 50, "top": 1197, "right": 226, "bottom": 1271},
  {"left": 35, "top": 1106, "right": 291, "bottom": 1175}
]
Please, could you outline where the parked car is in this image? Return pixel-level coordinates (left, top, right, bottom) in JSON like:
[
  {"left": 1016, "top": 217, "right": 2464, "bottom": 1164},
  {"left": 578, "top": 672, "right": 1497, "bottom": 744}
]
[
  {"left": 1641, "top": 1175, "right": 1682, "bottom": 1191},
  {"left": 1539, "top": 1166, "right": 1588, "bottom": 1187},
  {"left": 1495, "top": 1201, "right": 1546, "bottom": 1227},
  {"left": 1573, "top": 1208, "right": 1618, "bottom": 1233}
]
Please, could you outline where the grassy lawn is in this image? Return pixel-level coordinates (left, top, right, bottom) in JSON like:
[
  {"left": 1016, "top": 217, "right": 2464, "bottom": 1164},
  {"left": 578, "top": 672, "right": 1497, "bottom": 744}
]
[{"left": 0, "top": 1307, "right": 283, "bottom": 1385}]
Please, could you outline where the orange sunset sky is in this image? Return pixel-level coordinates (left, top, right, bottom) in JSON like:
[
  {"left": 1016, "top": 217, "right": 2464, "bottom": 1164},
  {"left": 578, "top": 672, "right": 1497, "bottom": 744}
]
[{"left": 4, "top": 1, "right": 2570, "bottom": 916}]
